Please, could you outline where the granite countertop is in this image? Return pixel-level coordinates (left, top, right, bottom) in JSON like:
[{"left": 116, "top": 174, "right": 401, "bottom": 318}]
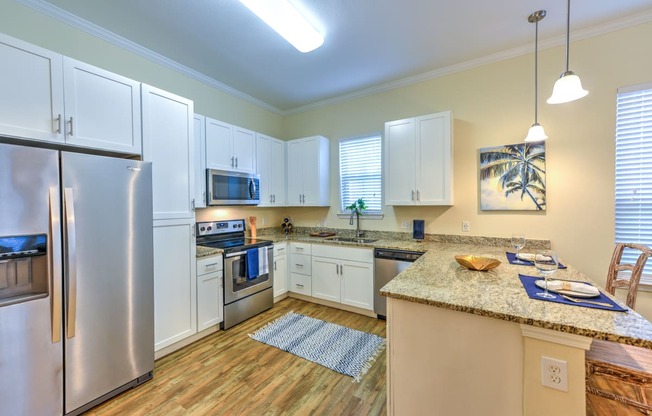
[
  {"left": 195, "top": 227, "right": 652, "bottom": 348},
  {"left": 379, "top": 243, "right": 652, "bottom": 349},
  {"left": 196, "top": 245, "right": 223, "bottom": 258}
]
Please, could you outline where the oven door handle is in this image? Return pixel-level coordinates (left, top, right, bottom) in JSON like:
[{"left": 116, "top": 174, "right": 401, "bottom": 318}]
[{"left": 225, "top": 251, "right": 247, "bottom": 258}]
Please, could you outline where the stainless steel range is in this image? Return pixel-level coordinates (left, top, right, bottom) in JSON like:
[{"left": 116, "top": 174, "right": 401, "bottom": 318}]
[{"left": 196, "top": 219, "right": 273, "bottom": 329}]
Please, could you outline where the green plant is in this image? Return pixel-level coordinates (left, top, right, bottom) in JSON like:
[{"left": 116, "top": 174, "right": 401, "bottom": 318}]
[{"left": 346, "top": 198, "right": 367, "bottom": 214}]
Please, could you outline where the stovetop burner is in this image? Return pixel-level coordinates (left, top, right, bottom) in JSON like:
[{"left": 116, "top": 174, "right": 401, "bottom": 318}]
[{"left": 195, "top": 219, "right": 272, "bottom": 253}]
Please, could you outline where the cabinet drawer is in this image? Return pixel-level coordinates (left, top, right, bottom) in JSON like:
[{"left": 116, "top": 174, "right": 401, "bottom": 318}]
[
  {"left": 312, "top": 244, "right": 373, "bottom": 263},
  {"left": 197, "top": 255, "right": 223, "bottom": 276},
  {"left": 290, "top": 242, "right": 311, "bottom": 255},
  {"left": 291, "top": 253, "right": 311, "bottom": 275},
  {"left": 290, "top": 273, "right": 312, "bottom": 296},
  {"left": 274, "top": 242, "right": 287, "bottom": 257}
]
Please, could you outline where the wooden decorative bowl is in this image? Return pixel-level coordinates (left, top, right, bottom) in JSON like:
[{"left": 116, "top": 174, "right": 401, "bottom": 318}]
[{"left": 455, "top": 255, "right": 501, "bottom": 271}]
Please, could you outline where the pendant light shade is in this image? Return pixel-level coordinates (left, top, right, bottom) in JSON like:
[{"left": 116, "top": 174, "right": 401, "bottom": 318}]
[
  {"left": 547, "top": 71, "right": 588, "bottom": 104},
  {"left": 524, "top": 10, "right": 548, "bottom": 142},
  {"left": 547, "top": 0, "right": 588, "bottom": 104}
]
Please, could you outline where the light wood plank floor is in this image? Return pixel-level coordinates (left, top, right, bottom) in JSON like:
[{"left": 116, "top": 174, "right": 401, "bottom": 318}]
[{"left": 86, "top": 298, "right": 387, "bottom": 416}]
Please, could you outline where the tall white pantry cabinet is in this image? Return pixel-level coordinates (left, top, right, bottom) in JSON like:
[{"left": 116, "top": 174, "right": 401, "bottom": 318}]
[{"left": 142, "top": 85, "right": 198, "bottom": 352}]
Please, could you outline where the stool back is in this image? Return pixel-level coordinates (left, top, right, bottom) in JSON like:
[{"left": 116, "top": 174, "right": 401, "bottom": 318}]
[{"left": 606, "top": 243, "right": 652, "bottom": 309}]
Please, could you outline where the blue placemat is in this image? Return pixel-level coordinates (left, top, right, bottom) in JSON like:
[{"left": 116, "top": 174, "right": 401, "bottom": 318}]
[
  {"left": 506, "top": 252, "right": 567, "bottom": 269},
  {"left": 518, "top": 274, "right": 626, "bottom": 312}
]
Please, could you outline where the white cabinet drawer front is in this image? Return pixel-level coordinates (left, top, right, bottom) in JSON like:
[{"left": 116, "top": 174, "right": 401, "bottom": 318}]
[
  {"left": 290, "top": 273, "right": 311, "bottom": 296},
  {"left": 197, "top": 255, "right": 223, "bottom": 276},
  {"left": 273, "top": 242, "right": 287, "bottom": 257},
  {"left": 290, "top": 242, "right": 311, "bottom": 255},
  {"left": 290, "top": 253, "right": 311, "bottom": 275},
  {"left": 312, "top": 244, "right": 373, "bottom": 263}
]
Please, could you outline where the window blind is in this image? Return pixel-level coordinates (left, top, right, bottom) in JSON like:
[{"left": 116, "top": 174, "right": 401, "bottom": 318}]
[
  {"left": 339, "top": 135, "right": 382, "bottom": 212},
  {"left": 615, "top": 84, "right": 652, "bottom": 283}
]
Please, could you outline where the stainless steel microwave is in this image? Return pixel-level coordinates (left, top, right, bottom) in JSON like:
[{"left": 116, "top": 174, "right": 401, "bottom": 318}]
[{"left": 207, "top": 169, "right": 260, "bottom": 206}]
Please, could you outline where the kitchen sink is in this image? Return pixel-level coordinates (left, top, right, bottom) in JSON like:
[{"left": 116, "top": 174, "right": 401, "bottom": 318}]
[{"left": 326, "top": 237, "right": 378, "bottom": 244}]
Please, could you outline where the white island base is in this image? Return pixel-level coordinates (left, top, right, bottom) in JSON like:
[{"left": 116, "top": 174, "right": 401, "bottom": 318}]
[{"left": 386, "top": 297, "right": 592, "bottom": 416}]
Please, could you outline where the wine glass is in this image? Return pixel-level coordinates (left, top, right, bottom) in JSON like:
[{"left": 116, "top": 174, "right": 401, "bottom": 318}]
[
  {"left": 535, "top": 250, "right": 558, "bottom": 299},
  {"left": 511, "top": 233, "right": 526, "bottom": 264}
]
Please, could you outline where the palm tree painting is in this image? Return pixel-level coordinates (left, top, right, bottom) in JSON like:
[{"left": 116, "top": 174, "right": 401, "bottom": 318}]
[{"left": 479, "top": 142, "right": 546, "bottom": 210}]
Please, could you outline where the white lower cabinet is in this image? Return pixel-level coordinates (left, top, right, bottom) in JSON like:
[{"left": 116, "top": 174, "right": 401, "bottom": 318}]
[
  {"left": 153, "top": 219, "right": 196, "bottom": 351},
  {"left": 273, "top": 243, "right": 288, "bottom": 299},
  {"left": 311, "top": 245, "right": 374, "bottom": 311},
  {"left": 197, "top": 255, "right": 223, "bottom": 332}
]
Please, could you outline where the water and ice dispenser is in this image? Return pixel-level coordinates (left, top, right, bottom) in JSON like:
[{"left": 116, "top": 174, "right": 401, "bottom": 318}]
[{"left": 0, "top": 234, "right": 48, "bottom": 307}]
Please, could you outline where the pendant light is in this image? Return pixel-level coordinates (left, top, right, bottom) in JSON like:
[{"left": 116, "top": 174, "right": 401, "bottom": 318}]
[
  {"left": 525, "top": 10, "right": 548, "bottom": 142},
  {"left": 547, "top": 0, "right": 588, "bottom": 104}
]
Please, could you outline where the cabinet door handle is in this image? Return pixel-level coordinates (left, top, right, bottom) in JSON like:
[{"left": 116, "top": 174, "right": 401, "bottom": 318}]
[
  {"left": 55, "top": 114, "right": 62, "bottom": 134},
  {"left": 191, "top": 198, "right": 196, "bottom": 211},
  {"left": 270, "top": 194, "right": 273, "bottom": 203},
  {"left": 295, "top": 263, "right": 303, "bottom": 267},
  {"left": 273, "top": 194, "right": 276, "bottom": 203},
  {"left": 296, "top": 246, "right": 304, "bottom": 251},
  {"left": 231, "top": 156, "right": 234, "bottom": 167},
  {"left": 235, "top": 157, "right": 238, "bottom": 168},
  {"left": 417, "top": 190, "right": 420, "bottom": 201},
  {"left": 68, "top": 117, "right": 74, "bottom": 136},
  {"left": 274, "top": 260, "right": 277, "bottom": 271},
  {"left": 296, "top": 283, "right": 304, "bottom": 288},
  {"left": 335, "top": 264, "right": 339, "bottom": 275},
  {"left": 411, "top": 190, "right": 415, "bottom": 201}
]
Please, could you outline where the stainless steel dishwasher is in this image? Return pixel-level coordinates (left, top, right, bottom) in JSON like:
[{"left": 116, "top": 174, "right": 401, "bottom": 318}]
[{"left": 374, "top": 248, "right": 424, "bottom": 319}]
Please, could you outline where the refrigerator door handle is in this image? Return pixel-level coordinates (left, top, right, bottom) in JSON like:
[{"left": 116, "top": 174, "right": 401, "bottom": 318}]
[
  {"left": 64, "top": 187, "right": 78, "bottom": 339},
  {"left": 49, "top": 187, "right": 62, "bottom": 343}
]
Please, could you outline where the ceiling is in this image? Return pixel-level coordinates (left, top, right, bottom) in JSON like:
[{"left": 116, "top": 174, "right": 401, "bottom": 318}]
[{"left": 30, "top": 0, "right": 652, "bottom": 113}]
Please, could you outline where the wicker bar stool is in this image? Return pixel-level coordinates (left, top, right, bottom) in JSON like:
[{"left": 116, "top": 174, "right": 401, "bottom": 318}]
[{"left": 586, "top": 243, "right": 652, "bottom": 415}]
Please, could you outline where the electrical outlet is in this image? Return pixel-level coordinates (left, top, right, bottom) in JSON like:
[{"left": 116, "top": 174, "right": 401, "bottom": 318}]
[
  {"left": 541, "top": 356, "right": 568, "bottom": 392},
  {"left": 402, "top": 220, "right": 410, "bottom": 229},
  {"left": 462, "top": 221, "right": 470, "bottom": 232}
]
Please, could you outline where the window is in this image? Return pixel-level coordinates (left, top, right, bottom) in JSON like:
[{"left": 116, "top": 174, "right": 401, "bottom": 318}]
[
  {"left": 339, "top": 135, "right": 382, "bottom": 213},
  {"left": 615, "top": 83, "right": 652, "bottom": 283}
]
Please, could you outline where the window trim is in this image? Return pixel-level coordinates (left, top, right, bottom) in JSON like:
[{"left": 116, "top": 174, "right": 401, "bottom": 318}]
[{"left": 338, "top": 133, "right": 383, "bottom": 215}]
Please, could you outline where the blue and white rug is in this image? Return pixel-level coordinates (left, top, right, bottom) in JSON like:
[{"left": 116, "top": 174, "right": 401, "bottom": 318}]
[{"left": 249, "top": 311, "right": 386, "bottom": 382}]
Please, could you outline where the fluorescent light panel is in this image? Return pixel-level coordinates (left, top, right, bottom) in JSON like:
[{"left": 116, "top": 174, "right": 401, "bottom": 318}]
[{"left": 239, "top": 0, "right": 324, "bottom": 53}]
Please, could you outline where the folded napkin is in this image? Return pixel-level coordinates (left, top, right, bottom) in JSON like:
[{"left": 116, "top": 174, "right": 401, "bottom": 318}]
[
  {"left": 534, "top": 279, "right": 600, "bottom": 296},
  {"left": 507, "top": 252, "right": 567, "bottom": 269},
  {"left": 517, "top": 253, "right": 550, "bottom": 262}
]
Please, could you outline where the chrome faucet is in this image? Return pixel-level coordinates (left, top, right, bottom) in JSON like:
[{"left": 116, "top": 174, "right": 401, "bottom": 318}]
[{"left": 349, "top": 210, "right": 364, "bottom": 238}]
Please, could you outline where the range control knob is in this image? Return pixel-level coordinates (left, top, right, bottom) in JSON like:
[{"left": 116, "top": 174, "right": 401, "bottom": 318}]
[
  {"left": 200, "top": 226, "right": 205, "bottom": 232},
  {"left": 207, "top": 226, "right": 212, "bottom": 231}
]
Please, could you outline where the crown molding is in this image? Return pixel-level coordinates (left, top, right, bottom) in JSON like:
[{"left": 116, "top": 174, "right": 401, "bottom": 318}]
[
  {"left": 284, "top": 9, "right": 652, "bottom": 115},
  {"left": 16, "top": 0, "right": 652, "bottom": 116},
  {"left": 15, "top": 0, "right": 283, "bottom": 115}
]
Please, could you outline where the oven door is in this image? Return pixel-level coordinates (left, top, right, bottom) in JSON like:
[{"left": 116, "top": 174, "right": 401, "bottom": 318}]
[
  {"left": 207, "top": 169, "right": 260, "bottom": 206},
  {"left": 224, "top": 247, "right": 273, "bottom": 304}
]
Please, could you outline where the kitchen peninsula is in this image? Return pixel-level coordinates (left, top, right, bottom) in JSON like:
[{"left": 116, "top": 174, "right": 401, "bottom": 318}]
[{"left": 380, "top": 242, "right": 652, "bottom": 416}]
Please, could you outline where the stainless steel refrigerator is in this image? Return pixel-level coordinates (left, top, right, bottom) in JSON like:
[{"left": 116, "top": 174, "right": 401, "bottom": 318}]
[{"left": 0, "top": 142, "right": 154, "bottom": 416}]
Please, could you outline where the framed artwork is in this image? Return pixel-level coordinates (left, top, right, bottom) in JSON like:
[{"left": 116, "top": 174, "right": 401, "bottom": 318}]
[{"left": 479, "top": 142, "right": 546, "bottom": 211}]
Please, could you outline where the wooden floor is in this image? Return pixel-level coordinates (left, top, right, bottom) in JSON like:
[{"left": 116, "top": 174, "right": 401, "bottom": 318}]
[{"left": 86, "top": 298, "right": 387, "bottom": 416}]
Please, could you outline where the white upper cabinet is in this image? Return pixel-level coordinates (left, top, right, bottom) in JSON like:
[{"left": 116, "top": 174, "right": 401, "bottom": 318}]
[
  {"left": 0, "top": 34, "right": 141, "bottom": 154},
  {"left": 62, "top": 58, "right": 142, "bottom": 154},
  {"left": 205, "top": 117, "right": 256, "bottom": 173},
  {"left": 193, "top": 114, "right": 207, "bottom": 209},
  {"left": 286, "top": 136, "right": 330, "bottom": 206},
  {"left": 256, "top": 133, "right": 286, "bottom": 206},
  {"left": 385, "top": 111, "right": 453, "bottom": 205},
  {"left": 0, "top": 33, "right": 64, "bottom": 143},
  {"left": 142, "top": 84, "right": 194, "bottom": 220}
]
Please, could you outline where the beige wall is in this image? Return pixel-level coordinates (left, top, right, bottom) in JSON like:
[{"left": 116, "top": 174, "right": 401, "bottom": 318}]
[
  {"left": 283, "top": 22, "right": 652, "bottom": 320},
  {"left": 4, "top": 1, "right": 652, "bottom": 319}
]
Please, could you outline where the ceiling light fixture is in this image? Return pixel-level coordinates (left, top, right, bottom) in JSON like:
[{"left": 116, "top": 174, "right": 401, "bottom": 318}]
[
  {"left": 525, "top": 10, "right": 548, "bottom": 142},
  {"left": 547, "top": 0, "right": 588, "bottom": 104},
  {"left": 239, "top": 0, "right": 324, "bottom": 53}
]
